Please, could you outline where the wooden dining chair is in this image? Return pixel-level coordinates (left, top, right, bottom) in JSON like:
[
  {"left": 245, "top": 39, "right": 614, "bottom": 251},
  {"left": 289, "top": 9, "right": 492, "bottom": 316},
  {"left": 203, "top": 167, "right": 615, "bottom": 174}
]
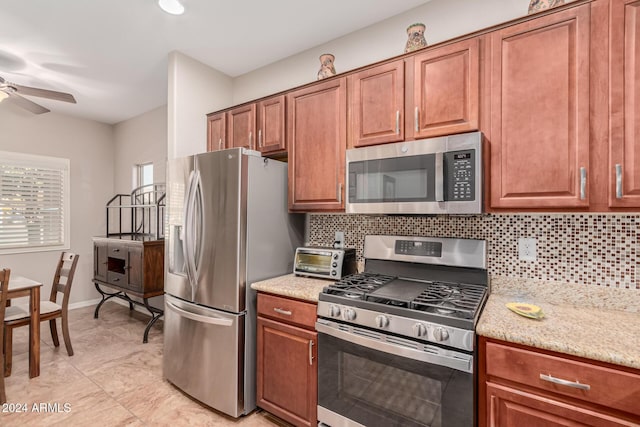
[
  {"left": 4, "top": 252, "right": 79, "bottom": 376},
  {"left": 0, "top": 268, "right": 11, "bottom": 404}
]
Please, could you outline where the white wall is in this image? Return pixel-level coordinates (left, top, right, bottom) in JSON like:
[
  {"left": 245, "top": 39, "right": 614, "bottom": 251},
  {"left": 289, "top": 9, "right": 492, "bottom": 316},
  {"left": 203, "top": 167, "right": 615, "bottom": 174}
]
[
  {"left": 232, "top": 0, "right": 529, "bottom": 104},
  {"left": 167, "top": 51, "right": 233, "bottom": 159},
  {"left": 0, "top": 101, "right": 114, "bottom": 305},
  {"left": 113, "top": 105, "right": 167, "bottom": 193}
]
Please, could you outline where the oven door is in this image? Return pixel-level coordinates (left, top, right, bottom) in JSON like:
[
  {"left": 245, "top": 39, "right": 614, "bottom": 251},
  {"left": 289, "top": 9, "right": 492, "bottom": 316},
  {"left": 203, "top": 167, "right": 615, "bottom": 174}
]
[{"left": 316, "top": 320, "right": 475, "bottom": 427}]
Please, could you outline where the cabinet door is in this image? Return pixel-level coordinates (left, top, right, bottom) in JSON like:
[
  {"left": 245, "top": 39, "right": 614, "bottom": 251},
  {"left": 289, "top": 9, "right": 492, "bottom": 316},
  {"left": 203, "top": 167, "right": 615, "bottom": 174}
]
[
  {"left": 609, "top": 0, "right": 640, "bottom": 207},
  {"left": 287, "top": 78, "right": 346, "bottom": 211},
  {"left": 408, "top": 37, "right": 480, "bottom": 139},
  {"left": 257, "top": 95, "right": 287, "bottom": 155},
  {"left": 93, "top": 241, "right": 108, "bottom": 282},
  {"left": 228, "top": 104, "right": 256, "bottom": 150},
  {"left": 207, "top": 112, "right": 226, "bottom": 152},
  {"left": 127, "top": 244, "right": 143, "bottom": 292},
  {"left": 487, "top": 382, "right": 634, "bottom": 427},
  {"left": 348, "top": 60, "right": 404, "bottom": 147},
  {"left": 257, "top": 316, "right": 317, "bottom": 427},
  {"left": 490, "top": 5, "right": 591, "bottom": 209}
]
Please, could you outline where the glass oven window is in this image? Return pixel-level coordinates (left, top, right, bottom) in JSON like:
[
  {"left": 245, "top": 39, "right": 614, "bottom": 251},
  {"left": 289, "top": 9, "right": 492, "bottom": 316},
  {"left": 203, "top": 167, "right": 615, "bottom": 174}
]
[
  {"left": 348, "top": 154, "right": 436, "bottom": 203},
  {"left": 295, "top": 252, "right": 331, "bottom": 272},
  {"left": 318, "top": 332, "right": 473, "bottom": 427}
]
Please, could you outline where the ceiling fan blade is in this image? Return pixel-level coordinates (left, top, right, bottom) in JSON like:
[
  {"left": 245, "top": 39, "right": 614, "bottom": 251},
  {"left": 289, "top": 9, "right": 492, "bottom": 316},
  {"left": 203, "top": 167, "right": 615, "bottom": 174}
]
[
  {"left": 9, "top": 92, "right": 50, "bottom": 114},
  {"left": 11, "top": 83, "right": 76, "bottom": 103}
]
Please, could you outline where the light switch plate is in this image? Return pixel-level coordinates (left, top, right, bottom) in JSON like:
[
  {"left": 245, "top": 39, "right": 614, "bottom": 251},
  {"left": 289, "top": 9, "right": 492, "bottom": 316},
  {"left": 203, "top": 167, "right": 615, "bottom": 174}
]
[{"left": 518, "top": 237, "right": 537, "bottom": 262}]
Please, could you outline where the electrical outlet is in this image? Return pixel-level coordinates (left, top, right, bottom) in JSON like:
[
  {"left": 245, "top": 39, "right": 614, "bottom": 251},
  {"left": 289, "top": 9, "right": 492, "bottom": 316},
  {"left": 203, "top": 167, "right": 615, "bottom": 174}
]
[{"left": 518, "top": 237, "right": 537, "bottom": 261}]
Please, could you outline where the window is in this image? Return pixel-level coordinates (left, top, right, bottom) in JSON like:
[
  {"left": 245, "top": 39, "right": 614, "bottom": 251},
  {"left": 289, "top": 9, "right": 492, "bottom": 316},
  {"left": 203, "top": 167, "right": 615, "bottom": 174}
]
[
  {"left": 136, "top": 162, "right": 153, "bottom": 189},
  {"left": 0, "top": 151, "right": 70, "bottom": 254}
]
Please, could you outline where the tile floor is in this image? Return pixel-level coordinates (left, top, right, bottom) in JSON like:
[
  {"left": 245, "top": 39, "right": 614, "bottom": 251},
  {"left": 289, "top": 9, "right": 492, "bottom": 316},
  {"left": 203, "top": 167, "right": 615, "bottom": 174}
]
[{"left": 1, "top": 302, "right": 290, "bottom": 427}]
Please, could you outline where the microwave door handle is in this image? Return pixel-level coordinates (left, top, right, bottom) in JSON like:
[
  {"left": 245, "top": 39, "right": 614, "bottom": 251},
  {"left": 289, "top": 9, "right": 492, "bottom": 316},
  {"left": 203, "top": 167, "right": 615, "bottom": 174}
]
[{"left": 435, "top": 152, "right": 444, "bottom": 202}]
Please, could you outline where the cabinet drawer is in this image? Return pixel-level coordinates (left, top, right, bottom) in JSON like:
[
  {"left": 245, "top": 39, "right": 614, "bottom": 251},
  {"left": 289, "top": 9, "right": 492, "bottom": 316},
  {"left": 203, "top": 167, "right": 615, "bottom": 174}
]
[
  {"left": 257, "top": 293, "right": 317, "bottom": 329},
  {"left": 486, "top": 341, "right": 640, "bottom": 416},
  {"left": 106, "top": 271, "right": 126, "bottom": 287}
]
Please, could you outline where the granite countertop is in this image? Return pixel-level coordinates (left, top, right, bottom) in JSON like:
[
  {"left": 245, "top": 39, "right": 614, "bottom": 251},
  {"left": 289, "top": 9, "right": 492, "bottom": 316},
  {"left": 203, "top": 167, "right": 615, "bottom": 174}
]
[
  {"left": 477, "top": 276, "right": 640, "bottom": 370},
  {"left": 251, "top": 273, "right": 332, "bottom": 303}
]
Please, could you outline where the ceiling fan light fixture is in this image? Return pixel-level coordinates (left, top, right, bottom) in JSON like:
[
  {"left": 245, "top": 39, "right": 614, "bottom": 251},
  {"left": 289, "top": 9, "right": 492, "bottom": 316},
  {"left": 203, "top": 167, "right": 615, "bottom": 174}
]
[
  {"left": 158, "top": 0, "right": 184, "bottom": 15},
  {"left": 0, "top": 91, "right": 8, "bottom": 102}
]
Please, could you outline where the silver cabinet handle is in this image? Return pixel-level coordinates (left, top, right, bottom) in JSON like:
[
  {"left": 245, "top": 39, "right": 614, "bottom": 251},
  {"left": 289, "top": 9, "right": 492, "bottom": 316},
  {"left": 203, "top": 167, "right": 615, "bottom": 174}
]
[
  {"left": 540, "top": 373, "right": 591, "bottom": 391},
  {"left": 309, "top": 340, "right": 314, "bottom": 366},
  {"left": 258, "top": 129, "right": 263, "bottom": 148},
  {"left": 414, "top": 106, "right": 419, "bottom": 132},
  {"left": 273, "top": 307, "right": 292, "bottom": 316},
  {"left": 218, "top": 138, "right": 222, "bottom": 150},
  {"left": 248, "top": 131, "right": 252, "bottom": 149},
  {"left": 616, "top": 164, "right": 623, "bottom": 199},
  {"left": 395, "top": 110, "right": 400, "bottom": 135},
  {"left": 337, "top": 183, "right": 343, "bottom": 204},
  {"left": 579, "top": 167, "right": 587, "bottom": 200}
]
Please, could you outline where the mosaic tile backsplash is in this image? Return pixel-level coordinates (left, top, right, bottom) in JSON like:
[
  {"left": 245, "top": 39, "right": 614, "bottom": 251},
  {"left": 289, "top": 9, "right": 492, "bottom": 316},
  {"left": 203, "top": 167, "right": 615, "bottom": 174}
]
[{"left": 307, "top": 214, "right": 639, "bottom": 290}]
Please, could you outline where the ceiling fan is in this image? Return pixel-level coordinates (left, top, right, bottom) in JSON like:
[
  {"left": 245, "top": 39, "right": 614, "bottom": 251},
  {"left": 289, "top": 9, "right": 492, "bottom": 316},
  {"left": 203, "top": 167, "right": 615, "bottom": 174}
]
[{"left": 0, "top": 75, "right": 76, "bottom": 114}]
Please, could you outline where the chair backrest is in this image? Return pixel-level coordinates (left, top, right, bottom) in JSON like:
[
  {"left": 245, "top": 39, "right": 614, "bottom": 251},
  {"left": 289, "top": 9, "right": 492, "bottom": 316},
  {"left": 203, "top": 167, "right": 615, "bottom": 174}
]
[
  {"left": 49, "top": 252, "right": 79, "bottom": 309},
  {"left": 0, "top": 268, "right": 10, "bottom": 348}
]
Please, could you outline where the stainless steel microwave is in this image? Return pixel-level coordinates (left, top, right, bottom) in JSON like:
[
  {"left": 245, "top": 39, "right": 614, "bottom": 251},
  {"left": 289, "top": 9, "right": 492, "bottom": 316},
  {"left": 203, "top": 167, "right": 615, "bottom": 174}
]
[{"left": 345, "top": 131, "right": 484, "bottom": 215}]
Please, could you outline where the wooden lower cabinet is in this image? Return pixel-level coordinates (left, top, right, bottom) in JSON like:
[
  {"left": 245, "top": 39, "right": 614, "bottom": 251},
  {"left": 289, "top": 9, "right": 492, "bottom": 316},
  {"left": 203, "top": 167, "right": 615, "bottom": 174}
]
[
  {"left": 256, "top": 293, "right": 317, "bottom": 427},
  {"left": 480, "top": 337, "right": 640, "bottom": 427},
  {"left": 487, "top": 382, "right": 635, "bottom": 427}
]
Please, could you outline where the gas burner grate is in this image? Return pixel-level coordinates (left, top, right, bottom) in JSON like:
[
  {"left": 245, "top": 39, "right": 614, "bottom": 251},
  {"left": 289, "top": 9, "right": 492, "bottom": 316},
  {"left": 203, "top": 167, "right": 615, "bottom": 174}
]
[
  {"left": 411, "top": 282, "right": 485, "bottom": 319},
  {"left": 323, "top": 273, "right": 396, "bottom": 300}
]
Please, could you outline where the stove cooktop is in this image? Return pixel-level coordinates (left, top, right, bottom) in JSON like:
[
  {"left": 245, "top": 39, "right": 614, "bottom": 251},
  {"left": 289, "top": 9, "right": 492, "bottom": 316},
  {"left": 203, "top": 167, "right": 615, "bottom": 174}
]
[{"left": 322, "top": 272, "right": 486, "bottom": 322}]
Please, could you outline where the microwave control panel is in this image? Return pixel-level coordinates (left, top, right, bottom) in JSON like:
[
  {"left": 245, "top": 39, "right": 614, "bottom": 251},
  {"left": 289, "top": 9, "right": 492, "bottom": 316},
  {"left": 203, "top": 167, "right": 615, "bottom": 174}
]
[{"left": 445, "top": 150, "right": 475, "bottom": 201}]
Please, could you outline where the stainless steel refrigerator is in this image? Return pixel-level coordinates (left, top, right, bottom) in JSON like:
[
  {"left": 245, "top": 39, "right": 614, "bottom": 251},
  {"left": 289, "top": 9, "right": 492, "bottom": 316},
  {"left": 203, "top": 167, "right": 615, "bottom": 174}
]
[{"left": 163, "top": 148, "right": 303, "bottom": 417}]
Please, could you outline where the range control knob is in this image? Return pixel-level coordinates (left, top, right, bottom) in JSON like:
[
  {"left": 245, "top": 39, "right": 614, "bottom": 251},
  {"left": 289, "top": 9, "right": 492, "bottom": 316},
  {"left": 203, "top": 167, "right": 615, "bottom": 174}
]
[
  {"left": 413, "top": 323, "right": 427, "bottom": 337},
  {"left": 433, "top": 327, "right": 450, "bottom": 342},
  {"left": 375, "top": 315, "right": 389, "bottom": 329},
  {"left": 328, "top": 305, "right": 341, "bottom": 318},
  {"left": 343, "top": 308, "right": 357, "bottom": 321}
]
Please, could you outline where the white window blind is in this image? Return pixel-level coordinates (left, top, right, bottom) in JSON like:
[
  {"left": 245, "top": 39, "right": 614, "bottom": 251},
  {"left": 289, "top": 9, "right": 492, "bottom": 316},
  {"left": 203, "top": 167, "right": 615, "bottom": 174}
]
[{"left": 0, "top": 151, "right": 70, "bottom": 254}]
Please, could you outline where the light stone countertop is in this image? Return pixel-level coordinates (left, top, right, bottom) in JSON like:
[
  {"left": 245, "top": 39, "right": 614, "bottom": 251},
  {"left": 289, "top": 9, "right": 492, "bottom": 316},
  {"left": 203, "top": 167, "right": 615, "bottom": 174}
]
[
  {"left": 250, "top": 273, "right": 332, "bottom": 303},
  {"left": 477, "top": 276, "right": 640, "bottom": 370}
]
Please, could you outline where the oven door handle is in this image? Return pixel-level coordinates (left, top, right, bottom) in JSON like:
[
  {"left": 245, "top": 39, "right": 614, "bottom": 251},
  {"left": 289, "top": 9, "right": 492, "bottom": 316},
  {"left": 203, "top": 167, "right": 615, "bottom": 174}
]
[{"left": 315, "top": 321, "right": 473, "bottom": 373}]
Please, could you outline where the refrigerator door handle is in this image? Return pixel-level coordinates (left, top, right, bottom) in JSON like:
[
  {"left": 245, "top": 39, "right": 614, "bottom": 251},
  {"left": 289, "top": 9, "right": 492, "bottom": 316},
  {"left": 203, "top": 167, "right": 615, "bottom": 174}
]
[
  {"left": 166, "top": 300, "right": 234, "bottom": 327},
  {"left": 182, "top": 171, "right": 195, "bottom": 285},
  {"left": 192, "top": 170, "right": 204, "bottom": 286},
  {"left": 184, "top": 170, "right": 199, "bottom": 300}
]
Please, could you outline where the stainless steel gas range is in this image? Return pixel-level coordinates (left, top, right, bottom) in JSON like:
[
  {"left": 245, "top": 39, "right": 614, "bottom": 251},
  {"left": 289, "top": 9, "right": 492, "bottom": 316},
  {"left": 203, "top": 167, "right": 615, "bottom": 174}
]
[{"left": 316, "top": 235, "right": 488, "bottom": 427}]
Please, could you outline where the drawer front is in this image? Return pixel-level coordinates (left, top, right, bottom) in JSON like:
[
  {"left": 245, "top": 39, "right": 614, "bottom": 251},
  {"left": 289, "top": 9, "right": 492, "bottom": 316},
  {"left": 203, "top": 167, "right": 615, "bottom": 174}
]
[
  {"left": 486, "top": 341, "right": 640, "bottom": 416},
  {"left": 107, "top": 244, "right": 128, "bottom": 260},
  {"left": 257, "top": 293, "right": 317, "bottom": 329},
  {"left": 106, "top": 271, "right": 126, "bottom": 288}
]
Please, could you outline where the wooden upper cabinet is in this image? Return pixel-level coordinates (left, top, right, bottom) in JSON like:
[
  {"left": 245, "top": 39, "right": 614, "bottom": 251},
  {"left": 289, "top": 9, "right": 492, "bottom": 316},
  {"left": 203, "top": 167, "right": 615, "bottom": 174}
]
[
  {"left": 348, "top": 60, "right": 405, "bottom": 148},
  {"left": 207, "top": 112, "right": 226, "bottom": 152},
  {"left": 287, "top": 78, "right": 347, "bottom": 212},
  {"left": 489, "top": 4, "right": 591, "bottom": 209},
  {"left": 227, "top": 104, "right": 256, "bottom": 150},
  {"left": 609, "top": 0, "right": 640, "bottom": 207},
  {"left": 407, "top": 37, "right": 480, "bottom": 139},
  {"left": 257, "top": 95, "right": 287, "bottom": 155}
]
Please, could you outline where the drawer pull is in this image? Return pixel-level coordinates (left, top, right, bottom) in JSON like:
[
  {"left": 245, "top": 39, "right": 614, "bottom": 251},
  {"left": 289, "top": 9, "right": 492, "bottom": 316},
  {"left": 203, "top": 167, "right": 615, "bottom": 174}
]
[
  {"left": 273, "top": 307, "right": 292, "bottom": 316},
  {"left": 540, "top": 373, "right": 591, "bottom": 391},
  {"left": 112, "top": 248, "right": 120, "bottom": 252}
]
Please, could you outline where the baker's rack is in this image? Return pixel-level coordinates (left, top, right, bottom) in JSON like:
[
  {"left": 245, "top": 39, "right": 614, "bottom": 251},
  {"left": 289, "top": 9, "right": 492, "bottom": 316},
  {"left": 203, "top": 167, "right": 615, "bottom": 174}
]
[{"left": 105, "top": 183, "right": 166, "bottom": 238}]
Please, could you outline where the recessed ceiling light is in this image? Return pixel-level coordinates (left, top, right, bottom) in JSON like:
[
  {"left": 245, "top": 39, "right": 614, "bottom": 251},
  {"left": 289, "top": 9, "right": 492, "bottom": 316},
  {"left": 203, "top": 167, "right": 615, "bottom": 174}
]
[
  {"left": 158, "top": 0, "right": 184, "bottom": 15},
  {"left": 0, "top": 91, "right": 8, "bottom": 102}
]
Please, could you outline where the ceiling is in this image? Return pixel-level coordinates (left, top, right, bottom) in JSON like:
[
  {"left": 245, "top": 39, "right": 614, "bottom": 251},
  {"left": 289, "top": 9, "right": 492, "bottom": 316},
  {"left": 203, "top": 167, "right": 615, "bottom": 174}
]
[{"left": 0, "top": 0, "right": 429, "bottom": 124}]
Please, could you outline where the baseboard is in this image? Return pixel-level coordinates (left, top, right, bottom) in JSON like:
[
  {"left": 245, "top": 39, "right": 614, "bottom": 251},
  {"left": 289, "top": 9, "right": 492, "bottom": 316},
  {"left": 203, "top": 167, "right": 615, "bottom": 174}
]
[{"left": 68, "top": 298, "right": 102, "bottom": 310}]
